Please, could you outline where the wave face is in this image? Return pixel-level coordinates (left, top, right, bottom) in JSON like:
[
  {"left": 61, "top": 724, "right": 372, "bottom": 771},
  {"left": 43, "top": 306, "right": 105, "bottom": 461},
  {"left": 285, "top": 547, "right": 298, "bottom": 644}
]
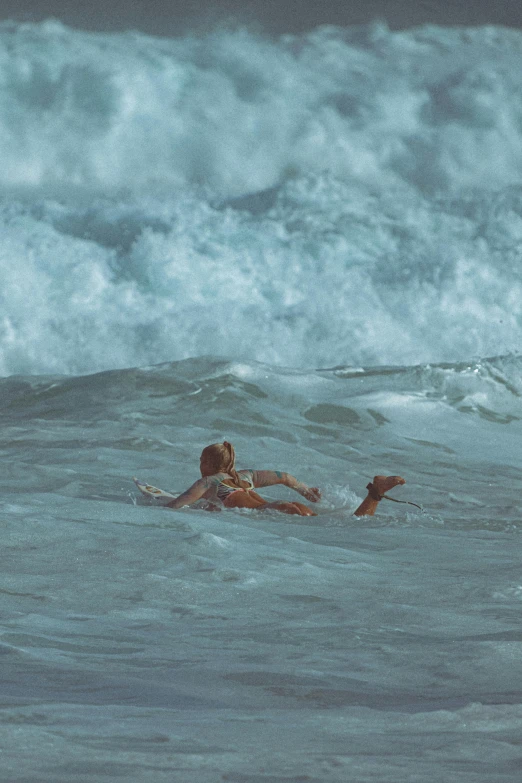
[{"left": 2, "top": 20, "right": 522, "bottom": 375}]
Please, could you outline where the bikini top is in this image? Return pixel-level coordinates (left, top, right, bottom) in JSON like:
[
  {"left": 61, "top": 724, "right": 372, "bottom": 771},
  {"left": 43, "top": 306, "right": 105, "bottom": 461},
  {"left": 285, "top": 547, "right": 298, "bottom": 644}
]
[{"left": 213, "top": 470, "right": 256, "bottom": 504}]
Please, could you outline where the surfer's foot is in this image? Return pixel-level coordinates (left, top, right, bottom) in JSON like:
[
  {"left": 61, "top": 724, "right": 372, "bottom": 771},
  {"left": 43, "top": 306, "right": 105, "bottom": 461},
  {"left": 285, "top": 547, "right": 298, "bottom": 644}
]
[
  {"left": 371, "top": 475, "right": 406, "bottom": 497},
  {"left": 353, "top": 475, "right": 406, "bottom": 516}
]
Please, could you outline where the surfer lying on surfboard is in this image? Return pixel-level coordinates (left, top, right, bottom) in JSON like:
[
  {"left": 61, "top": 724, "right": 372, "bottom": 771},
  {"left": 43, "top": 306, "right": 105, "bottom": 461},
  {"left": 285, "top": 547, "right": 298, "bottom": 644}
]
[
  {"left": 134, "top": 441, "right": 414, "bottom": 517},
  {"left": 162, "top": 441, "right": 320, "bottom": 516}
]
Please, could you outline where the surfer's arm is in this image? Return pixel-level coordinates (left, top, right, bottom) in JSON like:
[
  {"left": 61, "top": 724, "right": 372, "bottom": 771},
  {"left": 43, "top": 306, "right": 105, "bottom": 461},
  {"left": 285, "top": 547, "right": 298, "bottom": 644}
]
[
  {"left": 251, "top": 470, "right": 321, "bottom": 502},
  {"left": 165, "top": 477, "right": 213, "bottom": 509}
]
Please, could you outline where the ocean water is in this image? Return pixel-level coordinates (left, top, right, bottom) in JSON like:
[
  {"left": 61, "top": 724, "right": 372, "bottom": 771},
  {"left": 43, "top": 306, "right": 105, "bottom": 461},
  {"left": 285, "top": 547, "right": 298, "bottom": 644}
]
[{"left": 1, "top": 18, "right": 522, "bottom": 783}]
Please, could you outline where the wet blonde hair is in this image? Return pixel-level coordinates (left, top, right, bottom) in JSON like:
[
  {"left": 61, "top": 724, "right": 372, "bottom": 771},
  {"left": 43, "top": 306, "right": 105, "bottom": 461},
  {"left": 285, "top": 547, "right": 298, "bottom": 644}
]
[{"left": 200, "top": 441, "right": 250, "bottom": 488}]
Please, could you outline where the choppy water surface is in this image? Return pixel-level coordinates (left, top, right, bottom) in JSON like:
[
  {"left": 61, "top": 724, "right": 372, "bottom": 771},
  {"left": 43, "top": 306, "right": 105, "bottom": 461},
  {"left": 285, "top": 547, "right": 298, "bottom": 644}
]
[
  {"left": 2, "top": 357, "right": 522, "bottom": 781},
  {"left": 1, "top": 17, "right": 522, "bottom": 783}
]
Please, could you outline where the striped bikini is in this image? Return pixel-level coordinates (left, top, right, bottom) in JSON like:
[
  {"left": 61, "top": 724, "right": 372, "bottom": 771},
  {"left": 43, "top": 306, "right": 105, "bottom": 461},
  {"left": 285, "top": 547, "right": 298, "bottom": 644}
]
[{"left": 214, "top": 471, "right": 256, "bottom": 504}]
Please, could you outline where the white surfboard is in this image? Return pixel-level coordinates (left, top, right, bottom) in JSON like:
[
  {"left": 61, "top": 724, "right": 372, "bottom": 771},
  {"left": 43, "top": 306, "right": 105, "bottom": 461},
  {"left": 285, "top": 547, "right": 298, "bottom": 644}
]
[{"left": 133, "top": 477, "right": 176, "bottom": 502}]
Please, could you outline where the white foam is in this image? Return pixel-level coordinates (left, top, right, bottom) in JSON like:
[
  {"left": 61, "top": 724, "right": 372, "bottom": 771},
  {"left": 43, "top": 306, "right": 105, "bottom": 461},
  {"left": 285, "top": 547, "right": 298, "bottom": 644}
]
[
  {"left": 2, "top": 22, "right": 522, "bottom": 375},
  {"left": 1, "top": 23, "right": 522, "bottom": 196}
]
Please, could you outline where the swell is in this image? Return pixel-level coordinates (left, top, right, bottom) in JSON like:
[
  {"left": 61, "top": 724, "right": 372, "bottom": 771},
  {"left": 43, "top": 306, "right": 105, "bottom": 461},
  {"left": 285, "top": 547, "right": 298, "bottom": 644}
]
[
  {"left": 2, "top": 354, "right": 522, "bottom": 423},
  {"left": 2, "top": 355, "right": 522, "bottom": 533}
]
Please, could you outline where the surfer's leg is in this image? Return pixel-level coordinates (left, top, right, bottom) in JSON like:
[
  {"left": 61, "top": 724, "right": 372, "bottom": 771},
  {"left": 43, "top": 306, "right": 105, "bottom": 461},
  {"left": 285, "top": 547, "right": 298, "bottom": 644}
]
[
  {"left": 223, "top": 492, "right": 267, "bottom": 510},
  {"left": 223, "top": 493, "right": 316, "bottom": 516},
  {"left": 264, "top": 501, "right": 317, "bottom": 517}
]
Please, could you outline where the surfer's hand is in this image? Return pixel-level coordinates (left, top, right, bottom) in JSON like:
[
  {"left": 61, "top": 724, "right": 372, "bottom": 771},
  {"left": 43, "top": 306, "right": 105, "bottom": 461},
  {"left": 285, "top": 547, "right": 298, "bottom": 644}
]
[{"left": 303, "top": 486, "right": 321, "bottom": 502}]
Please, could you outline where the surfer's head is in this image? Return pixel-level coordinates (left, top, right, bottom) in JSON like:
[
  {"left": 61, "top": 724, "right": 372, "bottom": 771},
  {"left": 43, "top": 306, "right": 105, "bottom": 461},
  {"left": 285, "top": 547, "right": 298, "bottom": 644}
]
[{"left": 200, "top": 441, "right": 236, "bottom": 477}]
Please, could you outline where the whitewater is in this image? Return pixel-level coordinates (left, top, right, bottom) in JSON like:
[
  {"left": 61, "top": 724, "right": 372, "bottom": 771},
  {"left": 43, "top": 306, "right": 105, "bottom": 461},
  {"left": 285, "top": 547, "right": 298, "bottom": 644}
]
[{"left": 1, "top": 17, "right": 522, "bottom": 783}]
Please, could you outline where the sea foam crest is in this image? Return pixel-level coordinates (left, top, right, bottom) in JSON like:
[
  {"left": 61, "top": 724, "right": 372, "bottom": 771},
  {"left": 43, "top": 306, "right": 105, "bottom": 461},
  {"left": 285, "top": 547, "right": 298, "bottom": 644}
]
[
  {"left": 2, "top": 179, "right": 522, "bottom": 376},
  {"left": 2, "top": 22, "right": 522, "bottom": 376},
  {"left": 0, "top": 21, "right": 521, "bottom": 196}
]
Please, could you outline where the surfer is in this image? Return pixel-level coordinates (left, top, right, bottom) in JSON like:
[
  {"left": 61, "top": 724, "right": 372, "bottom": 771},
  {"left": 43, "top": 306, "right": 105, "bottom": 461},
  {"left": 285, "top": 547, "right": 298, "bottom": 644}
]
[
  {"left": 136, "top": 443, "right": 414, "bottom": 516},
  {"left": 164, "top": 441, "right": 321, "bottom": 516}
]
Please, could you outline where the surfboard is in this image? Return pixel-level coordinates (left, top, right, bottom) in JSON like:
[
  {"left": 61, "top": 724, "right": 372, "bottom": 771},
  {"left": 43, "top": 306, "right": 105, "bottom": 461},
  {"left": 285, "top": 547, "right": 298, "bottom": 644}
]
[{"left": 133, "top": 477, "right": 176, "bottom": 502}]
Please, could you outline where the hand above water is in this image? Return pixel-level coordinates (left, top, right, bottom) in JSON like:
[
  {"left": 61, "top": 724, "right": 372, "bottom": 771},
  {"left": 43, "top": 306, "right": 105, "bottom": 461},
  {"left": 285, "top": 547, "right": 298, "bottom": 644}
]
[{"left": 302, "top": 486, "right": 321, "bottom": 502}]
